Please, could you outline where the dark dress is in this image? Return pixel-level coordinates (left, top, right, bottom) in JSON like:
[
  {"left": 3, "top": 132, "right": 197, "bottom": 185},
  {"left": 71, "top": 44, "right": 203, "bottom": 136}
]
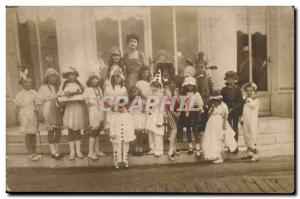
[
  {"left": 123, "top": 51, "right": 145, "bottom": 89},
  {"left": 221, "top": 85, "right": 244, "bottom": 142}
]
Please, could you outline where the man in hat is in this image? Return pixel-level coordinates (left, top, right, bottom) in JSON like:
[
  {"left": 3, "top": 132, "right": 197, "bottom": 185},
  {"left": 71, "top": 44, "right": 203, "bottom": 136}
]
[{"left": 221, "top": 71, "right": 244, "bottom": 147}]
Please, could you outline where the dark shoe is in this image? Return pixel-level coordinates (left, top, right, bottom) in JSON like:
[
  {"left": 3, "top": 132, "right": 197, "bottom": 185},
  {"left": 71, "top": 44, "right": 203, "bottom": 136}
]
[
  {"left": 168, "top": 153, "right": 175, "bottom": 161},
  {"left": 174, "top": 150, "right": 180, "bottom": 156},
  {"left": 132, "top": 152, "right": 139, "bottom": 156},
  {"left": 232, "top": 147, "right": 239, "bottom": 154},
  {"left": 51, "top": 153, "right": 62, "bottom": 160},
  {"left": 136, "top": 152, "right": 143, "bottom": 156}
]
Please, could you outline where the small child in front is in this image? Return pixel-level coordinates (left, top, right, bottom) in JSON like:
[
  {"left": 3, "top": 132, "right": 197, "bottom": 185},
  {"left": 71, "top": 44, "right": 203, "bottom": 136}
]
[
  {"left": 202, "top": 91, "right": 237, "bottom": 164},
  {"left": 241, "top": 82, "right": 259, "bottom": 161},
  {"left": 108, "top": 100, "right": 136, "bottom": 169},
  {"left": 14, "top": 69, "right": 42, "bottom": 161}
]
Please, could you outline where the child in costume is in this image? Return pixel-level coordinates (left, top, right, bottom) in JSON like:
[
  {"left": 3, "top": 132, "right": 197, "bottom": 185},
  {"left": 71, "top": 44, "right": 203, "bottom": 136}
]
[
  {"left": 136, "top": 65, "right": 152, "bottom": 98},
  {"left": 83, "top": 70, "right": 106, "bottom": 160},
  {"left": 177, "top": 76, "right": 204, "bottom": 157},
  {"left": 37, "top": 68, "right": 63, "bottom": 160},
  {"left": 165, "top": 76, "right": 181, "bottom": 161},
  {"left": 155, "top": 62, "right": 180, "bottom": 160},
  {"left": 221, "top": 71, "right": 244, "bottom": 146},
  {"left": 104, "top": 68, "right": 135, "bottom": 168},
  {"left": 130, "top": 66, "right": 152, "bottom": 155},
  {"left": 14, "top": 69, "right": 42, "bottom": 161},
  {"left": 145, "top": 70, "right": 165, "bottom": 157},
  {"left": 58, "top": 66, "right": 85, "bottom": 160},
  {"left": 105, "top": 47, "right": 126, "bottom": 90},
  {"left": 202, "top": 92, "right": 238, "bottom": 164},
  {"left": 128, "top": 86, "right": 147, "bottom": 156},
  {"left": 108, "top": 101, "right": 136, "bottom": 169},
  {"left": 241, "top": 82, "right": 259, "bottom": 161}
]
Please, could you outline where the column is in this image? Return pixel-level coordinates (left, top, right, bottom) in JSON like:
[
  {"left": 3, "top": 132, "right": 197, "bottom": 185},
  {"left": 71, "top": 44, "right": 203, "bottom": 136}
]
[{"left": 56, "top": 7, "right": 99, "bottom": 83}]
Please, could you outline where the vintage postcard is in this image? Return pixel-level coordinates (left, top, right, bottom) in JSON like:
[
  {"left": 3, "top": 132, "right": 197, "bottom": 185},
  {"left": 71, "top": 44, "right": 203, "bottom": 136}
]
[{"left": 6, "top": 6, "right": 295, "bottom": 193}]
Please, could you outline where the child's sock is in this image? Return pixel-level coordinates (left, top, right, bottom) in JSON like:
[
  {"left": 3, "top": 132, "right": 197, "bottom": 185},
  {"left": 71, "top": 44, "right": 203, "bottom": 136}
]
[
  {"left": 25, "top": 134, "right": 32, "bottom": 154},
  {"left": 31, "top": 134, "right": 37, "bottom": 154}
]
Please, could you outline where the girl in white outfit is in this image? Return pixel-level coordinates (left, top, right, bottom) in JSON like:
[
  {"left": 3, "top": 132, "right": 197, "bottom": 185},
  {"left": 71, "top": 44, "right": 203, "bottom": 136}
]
[
  {"left": 202, "top": 92, "right": 237, "bottom": 164},
  {"left": 14, "top": 70, "right": 42, "bottom": 161},
  {"left": 83, "top": 70, "right": 106, "bottom": 160},
  {"left": 145, "top": 70, "right": 165, "bottom": 157},
  {"left": 241, "top": 82, "right": 259, "bottom": 161},
  {"left": 104, "top": 68, "right": 135, "bottom": 168},
  {"left": 58, "top": 66, "right": 85, "bottom": 160},
  {"left": 37, "top": 68, "right": 63, "bottom": 160}
]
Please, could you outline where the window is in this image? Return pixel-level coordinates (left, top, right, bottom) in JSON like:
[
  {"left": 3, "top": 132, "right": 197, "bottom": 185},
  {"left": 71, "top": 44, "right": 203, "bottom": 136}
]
[
  {"left": 150, "top": 7, "right": 174, "bottom": 59},
  {"left": 121, "top": 17, "right": 145, "bottom": 54},
  {"left": 237, "top": 7, "right": 268, "bottom": 91},
  {"left": 95, "top": 18, "right": 119, "bottom": 64}
]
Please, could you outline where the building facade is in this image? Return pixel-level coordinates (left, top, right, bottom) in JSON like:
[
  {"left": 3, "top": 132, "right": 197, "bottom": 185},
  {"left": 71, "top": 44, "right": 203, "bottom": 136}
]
[{"left": 6, "top": 6, "right": 294, "bottom": 127}]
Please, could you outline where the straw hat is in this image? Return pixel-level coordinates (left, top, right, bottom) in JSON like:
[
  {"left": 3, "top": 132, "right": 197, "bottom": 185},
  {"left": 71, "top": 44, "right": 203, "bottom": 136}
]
[
  {"left": 182, "top": 76, "right": 197, "bottom": 87},
  {"left": 61, "top": 66, "right": 79, "bottom": 79},
  {"left": 244, "top": 82, "right": 257, "bottom": 92},
  {"left": 44, "top": 68, "right": 59, "bottom": 79}
]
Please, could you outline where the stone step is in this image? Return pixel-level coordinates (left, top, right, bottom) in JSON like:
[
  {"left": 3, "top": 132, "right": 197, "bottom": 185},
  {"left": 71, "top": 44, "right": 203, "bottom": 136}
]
[
  {"left": 6, "top": 130, "right": 294, "bottom": 146},
  {"left": 6, "top": 129, "right": 294, "bottom": 154},
  {"left": 7, "top": 117, "right": 294, "bottom": 137},
  {"left": 6, "top": 116, "right": 294, "bottom": 154},
  {"left": 6, "top": 143, "right": 294, "bottom": 168}
]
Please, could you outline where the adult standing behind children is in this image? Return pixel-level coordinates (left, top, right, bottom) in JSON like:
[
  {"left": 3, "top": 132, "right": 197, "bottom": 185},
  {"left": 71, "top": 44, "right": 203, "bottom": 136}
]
[{"left": 123, "top": 33, "right": 146, "bottom": 89}]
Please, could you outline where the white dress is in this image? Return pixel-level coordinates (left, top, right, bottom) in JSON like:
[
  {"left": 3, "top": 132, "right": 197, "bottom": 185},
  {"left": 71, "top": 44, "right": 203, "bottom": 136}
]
[
  {"left": 14, "top": 89, "right": 38, "bottom": 134},
  {"left": 136, "top": 80, "right": 152, "bottom": 98},
  {"left": 202, "top": 102, "right": 237, "bottom": 160},
  {"left": 242, "top": 98, "right": 259, "bottom": 149},
  {"left": 37, "top": 84, "right": 62, "bottom": 130},
  {"left": 130, "top": 97, "right": 147, "bottom": 132},
  {"left": 83, "top": 87, "right": 104, "bottom": 129},
  {"left": 58, "top": 82, "right": 85, "bottom": 130}
]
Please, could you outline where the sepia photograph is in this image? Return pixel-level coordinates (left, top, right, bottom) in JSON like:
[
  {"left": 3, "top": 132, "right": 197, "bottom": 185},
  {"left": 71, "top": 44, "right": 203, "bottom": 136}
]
[{"left": 6, "top": 5, "right": 295, "bottom": 193}]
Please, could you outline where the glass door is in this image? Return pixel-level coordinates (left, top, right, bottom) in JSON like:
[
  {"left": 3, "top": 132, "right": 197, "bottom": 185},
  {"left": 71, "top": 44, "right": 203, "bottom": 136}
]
[{"left": 236, "top": 7, "right": 271, "bottom": 115}]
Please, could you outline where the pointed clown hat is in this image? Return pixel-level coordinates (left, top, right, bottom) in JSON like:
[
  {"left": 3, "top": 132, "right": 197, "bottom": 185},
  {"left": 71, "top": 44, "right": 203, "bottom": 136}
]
[{"left": 150, "top": 69, "right": 163, "bottom": 88}]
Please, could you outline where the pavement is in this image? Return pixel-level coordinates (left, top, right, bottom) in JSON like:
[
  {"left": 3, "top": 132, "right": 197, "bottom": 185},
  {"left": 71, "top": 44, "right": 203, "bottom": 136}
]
[{"left": 6, "top": 155, "right": 294, "bottom": 193}]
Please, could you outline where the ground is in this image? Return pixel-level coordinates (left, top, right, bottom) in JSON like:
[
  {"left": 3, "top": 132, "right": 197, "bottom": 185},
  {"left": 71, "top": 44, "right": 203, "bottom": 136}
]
[{"left": 7, "top": 156, "right": 294, "bottom": 193}]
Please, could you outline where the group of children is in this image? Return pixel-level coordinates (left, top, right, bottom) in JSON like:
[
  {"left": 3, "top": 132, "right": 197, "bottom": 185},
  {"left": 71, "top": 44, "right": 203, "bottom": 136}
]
[{"left": 14, "top": 33, "right": 259, "bottom": 168}]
